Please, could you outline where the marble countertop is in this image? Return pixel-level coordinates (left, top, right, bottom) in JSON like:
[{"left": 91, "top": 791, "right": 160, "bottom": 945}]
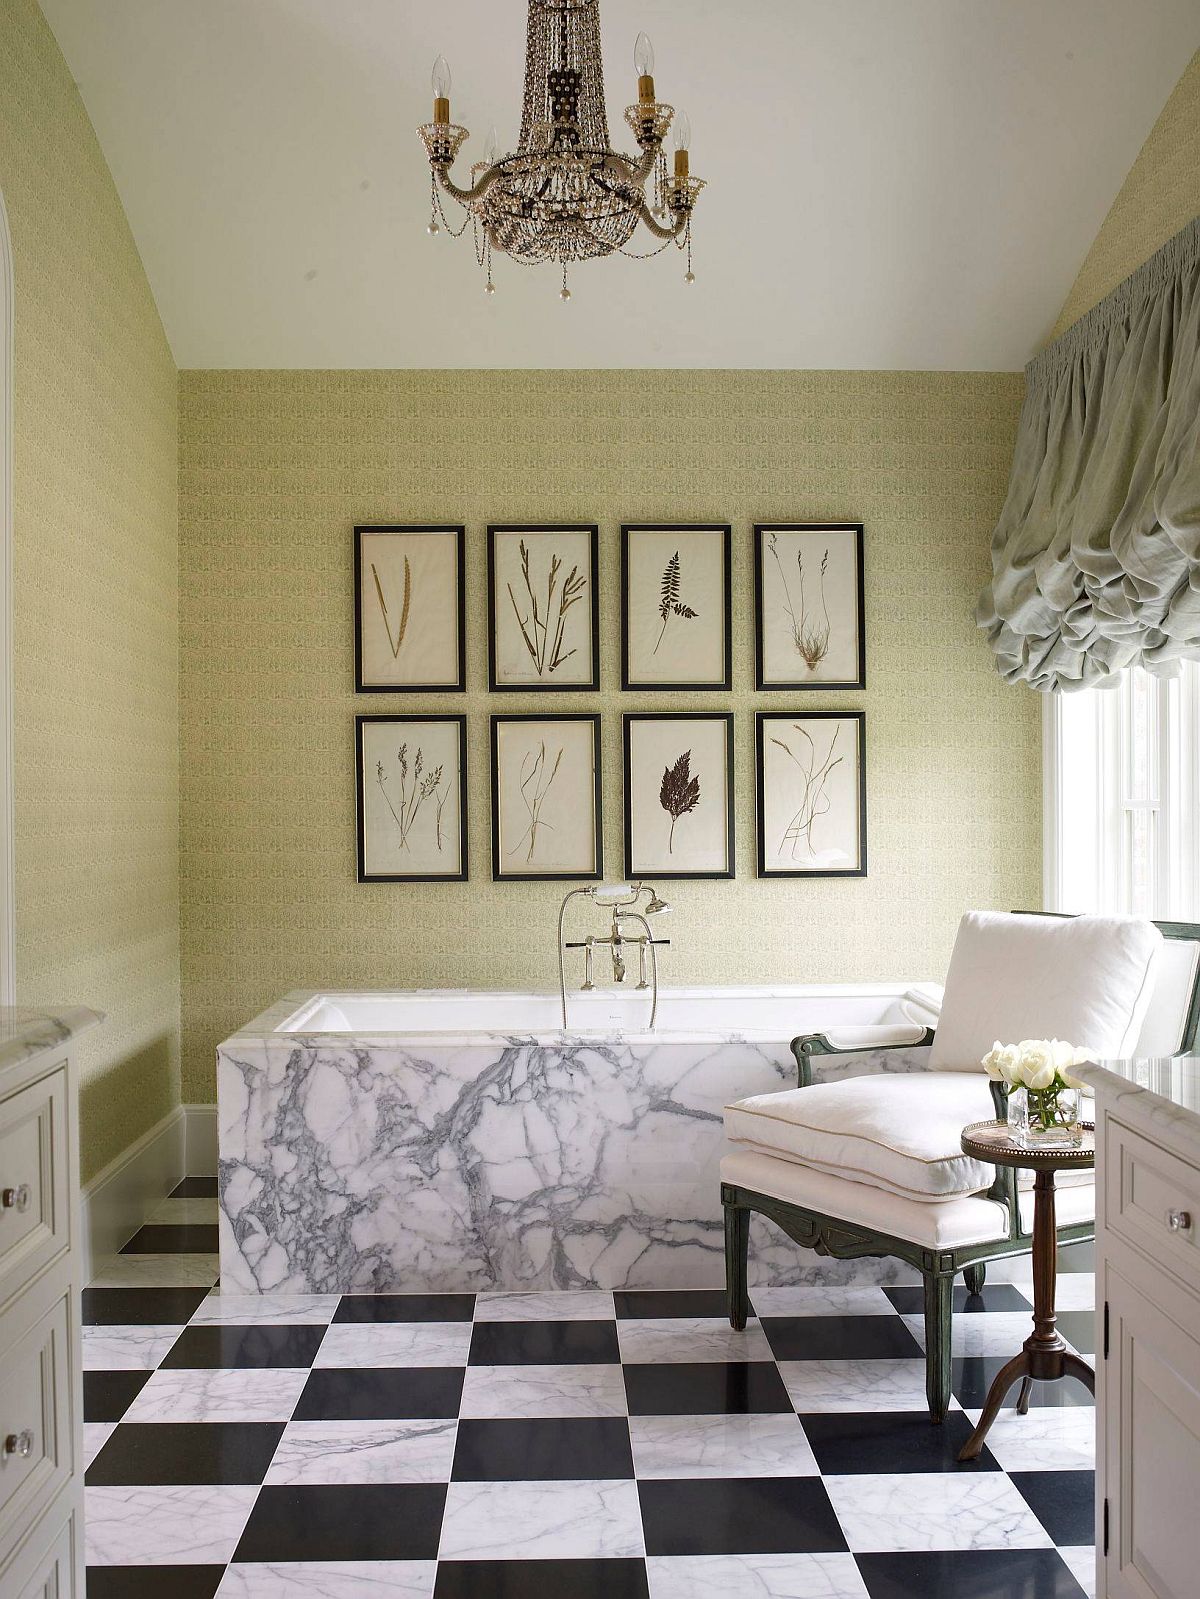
[
  {"left": 0, "top": 1005, "right": 103, "bottom": 1077},
  {"left": 1075, "top": 1056, "right": 1200, "bottom": 1143}
]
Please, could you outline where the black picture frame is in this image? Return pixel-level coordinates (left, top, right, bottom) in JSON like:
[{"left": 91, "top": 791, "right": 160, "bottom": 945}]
[
  {"left": 355, "top": 713, "right": 469, "bottom": 882},
  {"left": 623, "top": 711, "right": 735, "bottom": 881},
  {"left": 354, "top": 525, "right": 466, "bottom": 694},
  {"left": 487, "top": 524, "right": 601, "bottom": 692},
  {"left": 621, "top": 524, "right": 733, "bottom": 692},
  {"left": 753, "top": 523, "right": 866, "bottom": 691},
  {"left": 755, "top": 709, "right": 867, "bottom": 878},
  {"left": 490, "top": 713, "right": 603, "bottom": 882}
]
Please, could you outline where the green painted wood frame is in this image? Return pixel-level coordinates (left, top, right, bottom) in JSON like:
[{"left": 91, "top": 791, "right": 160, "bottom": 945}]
[{"left": 724, "top": 917, "right": 1200, "bottom": 1423}]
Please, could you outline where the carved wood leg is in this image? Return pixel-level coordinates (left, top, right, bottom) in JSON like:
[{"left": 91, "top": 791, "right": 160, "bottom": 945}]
[
  {"left": 923, "top": 1270, "right": 954, "bottom": 1424},
  {"left": 1061, "top": 1350, "right": 1096, "bottom": 1395},
  {"left": 963, "top": 1261, "right": 987, "bottom": 1297},
  {"left": 958, "top": 1348, "right": 1031, "bottom": 1460},
  {"left": 1016, "top": 1375, "right": 1034, "bottom": 1414},
  {"left": 725, "top": 1199, "right": 750, "bottom": 1331}
]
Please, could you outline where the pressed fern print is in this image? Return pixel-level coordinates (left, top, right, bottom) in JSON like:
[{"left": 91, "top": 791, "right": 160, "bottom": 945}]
[
  {"left": 659, "top": 749, "right": 701, "bottom": 853},
  {"left": 654, "top": 550, "right": 699, "bottom": 654}
]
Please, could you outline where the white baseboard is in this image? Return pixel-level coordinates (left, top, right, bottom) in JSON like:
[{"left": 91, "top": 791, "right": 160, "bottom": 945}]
[{"left": 81, "top": 1103, "right": 218, "bottom": 1278}]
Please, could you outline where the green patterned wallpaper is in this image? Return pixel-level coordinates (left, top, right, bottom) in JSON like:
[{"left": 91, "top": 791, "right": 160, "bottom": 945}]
[
  {"left": 0, "top": 0, "right": 179, "bottom": 1180},
  {"left": 179, "top": 368, "right": 1037, "bottom": 1103}
]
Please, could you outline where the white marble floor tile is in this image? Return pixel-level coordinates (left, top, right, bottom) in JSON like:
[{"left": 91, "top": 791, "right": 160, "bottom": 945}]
[
  {"left": 314, "top": 1322, "right": 472, "bottom": 1369},
  {"left": 82, "top": 1325, "right": 183, "bottom": 1370},
  {"left": 629, "top": 1413, "right": 819, "bottom": 1478},
  {"left": 903, "top": 1311, "right": 1075, "bottom": 1358},
  {"left": 217, "top": 1565, "right": 437, "bottom": 1598},
  {"left": 149, "top": 1195, "right": 220, "bottom": 1224},
  {"left": 89, "top": 1253, "right": 221, "bottom": 1288},
  {"left": 85, "top": 1484, "right": 258, "bottom": 1565},
  {"left": 1046, "top": 1275, "right": 1097, "bottom": 1312},
  {"left": 647, "top": 1552, "right": 870, "bottom": 1599},
  {"left": 617, "top": 1317, "right": 775, "bottom": 1365},
  {"left": 123, "top": 1366, "right": 308, "bottom": 1424},
  {"left": 473, "top": 1290, "right": 616, "bottom": 1322},
  {"left": 83, "top": 1422, "right": 116, "bottom": 1468},
  {"left": 459, "top": 1363, "right": 627, "bottom": 1419},
  {"left": 778, "top": 1359, "right": 948, "bottom": 1414},
  {"left": 1058, "top": 1545, "right": 1098, "bottom": 1599},
  {"left": 265, "top": 1420, "right": 457, "bottom": 1485},
  {"left": 438, "top": 1478, "right": 644, "bottom": 1560},
  {"left": 751, "top": 1286, "right": 898, "bottom": 1318},
  {"left": 190, "top": 1291, "right": 340, "bottom": 1325},
  {"left": 823, "top": 1471, "right": 1055, "bottom": 1553},
  {"left": 964, "top": 1406, "right": 1096, "bottom": 1472}
]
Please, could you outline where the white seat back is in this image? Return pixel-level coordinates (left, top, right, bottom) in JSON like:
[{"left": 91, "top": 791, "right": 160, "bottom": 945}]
[{"left": 1130, "top": 937, "right": 1200, "bottom": 1057}]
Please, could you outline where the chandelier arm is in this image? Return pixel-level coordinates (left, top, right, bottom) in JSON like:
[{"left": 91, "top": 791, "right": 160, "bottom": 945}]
[
  {"left": 636, "top": 200, "right": 686, "bottom": 242},
  {"left": 435, "top": 162, "right": 503, "bottom": 206}
]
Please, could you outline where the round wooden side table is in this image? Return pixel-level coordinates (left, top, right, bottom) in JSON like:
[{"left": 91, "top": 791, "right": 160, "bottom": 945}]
[{"left": 956, "top": 1118, "right": 1096, "bottom": 1463}]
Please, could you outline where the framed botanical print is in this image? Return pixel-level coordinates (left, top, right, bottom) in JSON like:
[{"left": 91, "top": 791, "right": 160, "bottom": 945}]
[
  {"left": 356, "top": 714, "right": 468, "bottom": 882},
  {"left": 621, "top": 525, "right": 732, "bottom": 691},
  {"left": 754, "top": 523, "right": 865, "bottom": 690},
  {"left": 354, "top": 525, "right": 465, "bottom": 693},
  {"left": 756, "top": 710, "right": 867, "bottom": 878},
  {"left": 491, "top": 714, "right": 602, "bottom": 881},
  {"left": 623, "top": 712, "right": 734, "bottom": 880},
  {"left": 488, "top": 525, "right": 600, "bottom": 691}
]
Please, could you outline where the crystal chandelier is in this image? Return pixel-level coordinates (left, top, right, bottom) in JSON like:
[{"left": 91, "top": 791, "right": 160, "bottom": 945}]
[{"left": 418, "top": 0, "right": 705, "bottom": 299}]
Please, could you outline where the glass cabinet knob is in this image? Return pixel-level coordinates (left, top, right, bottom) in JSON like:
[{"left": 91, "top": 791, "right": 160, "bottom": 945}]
[
  {"left": 3, "top": 1429, "right": 34, "bottom": 1459},
  {"left": 1166, "top": 1208, "right": 1192, "bottom": 1232},
  {"left": 1, "top": 1184, "right": 31, "bottom": 1213}
]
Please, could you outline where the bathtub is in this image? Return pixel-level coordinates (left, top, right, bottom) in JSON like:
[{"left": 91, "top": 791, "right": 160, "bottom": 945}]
[{"left": 218, "top": 982, "right": 942, "bottom": 1294}]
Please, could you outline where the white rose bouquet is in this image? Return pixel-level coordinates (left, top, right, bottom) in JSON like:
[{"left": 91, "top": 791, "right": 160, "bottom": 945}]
[{"left": 981, "top": 1039, "right": 1091, "bottom": 1143}]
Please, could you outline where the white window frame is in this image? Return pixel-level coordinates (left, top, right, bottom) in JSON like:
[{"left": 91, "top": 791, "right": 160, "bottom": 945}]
[{"left": 0, "top": 188, "right": 13, "bottom": 1004}]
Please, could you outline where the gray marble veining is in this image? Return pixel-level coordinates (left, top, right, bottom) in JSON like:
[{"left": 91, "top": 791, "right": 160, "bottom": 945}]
[{"left": 0, "top": 1004, "right": 102, "bottom": 1075}]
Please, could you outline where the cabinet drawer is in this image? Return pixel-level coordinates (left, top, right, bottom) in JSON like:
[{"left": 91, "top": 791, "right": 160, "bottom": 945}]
[
  {"left": 0, "top": 1508, "right": 77, "bottom": 1599},
  {"left": 1106, "top": 1116, "right": 1200, "bottom": 1290},
  {"left": 0, "top": 1067, "right": 69, "bottom": 1311},
  {"left": 0, "top": 1296, "right": 73, "bottom": 1573}
]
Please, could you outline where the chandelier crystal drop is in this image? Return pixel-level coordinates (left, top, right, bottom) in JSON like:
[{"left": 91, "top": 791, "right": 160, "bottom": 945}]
[{"left": 418, "top": 0, "right": 705, "bottom": 295}]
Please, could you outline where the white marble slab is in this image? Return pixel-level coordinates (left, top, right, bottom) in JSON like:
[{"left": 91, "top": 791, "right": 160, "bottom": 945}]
[
  {"left": 190, "top": 1291, "right": 341, "bottom": 1325},
  {"left": 751, "top": 1286, "right": 899, "bottom": 1318},
  {"left": 646, "top": 1553, "right": 870, "bottom": 1599},
  {"left": 616, "top": 1317, "right": 774, "bottom": 1364},
  {"left": 778, "top": 1359, "right": 946, "bottom": 1414},
  {"left": 629, "top": 1413, "right": 819, "bottom": 1478},
  {"left": 83, "top": 1423, "right": 116, "bottom": 1469},
  {"left": 964, "top": 1406, "right": 1096, "bottom": 1472},
  {"left": 85, "top": 1484, "right": 258, "bottom": 1565},
  {"left": 473, "top": 1290, "right": 616, "bottom": 1322},
  {"left": 458, "top": 1363, "right": 627, "bottom": 1418},
  {"left": 89, "top": 1254, "right": 221, "bottom": 1288},
  {"left": 216, "top": 1562, "right": 437, "bottom": 1598},
  {"left": 265, "top": 1421, "right": 457, "bottom": 1485},
  {"left": 438, "top": 1478, "right": 645, "bottom": 1560},
  {"left": 1057, "top": 1545, "right": 1098, "bottom": 1599},
  {"left": 313, "top": 1322, "right": 472, "bottom": 1369},
  {"left": 124, "top": 1367, "right": 308, "bottom": 1424},
  {"left": 902, "top": 1311, "right": 1077, "bottom": 1358},
  {"left": 823, "top": 1472, "right": 1055, "bottom": 1553},
  {"left": 82, "top": 1325, "right": 183, "bottom": 1370}
]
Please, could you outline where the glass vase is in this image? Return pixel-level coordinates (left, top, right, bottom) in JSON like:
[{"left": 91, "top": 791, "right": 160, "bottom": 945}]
[{"left": 1006, "top": 1080, "right": 1083, "bottom": 1149}]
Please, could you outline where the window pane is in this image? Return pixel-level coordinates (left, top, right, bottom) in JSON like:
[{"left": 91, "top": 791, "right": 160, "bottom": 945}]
[
  {"left": 1126, "top": 667, "right": 1157, "bottom": 803},
  {"left": 1126, "top": 805, "right": 1156, "bottom": 918}
]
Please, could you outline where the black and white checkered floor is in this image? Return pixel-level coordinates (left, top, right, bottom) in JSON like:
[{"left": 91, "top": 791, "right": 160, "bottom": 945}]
[{"left": 82, "top": 1178, "right": 1097, "bottom": 1597}]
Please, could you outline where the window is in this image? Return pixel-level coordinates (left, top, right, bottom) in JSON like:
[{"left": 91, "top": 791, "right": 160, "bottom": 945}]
[{"left": 1047, "top": 661, "right": 1200, "bottom": 919}]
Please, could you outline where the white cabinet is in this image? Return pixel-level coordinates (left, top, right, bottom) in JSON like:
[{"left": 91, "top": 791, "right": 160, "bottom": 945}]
[
  {"left": 1096, "top": 1095, "right": 1200, "bottom": 1599},
  {"left": 0, "top": 1013, "right": 97, "bottom": 1599}
]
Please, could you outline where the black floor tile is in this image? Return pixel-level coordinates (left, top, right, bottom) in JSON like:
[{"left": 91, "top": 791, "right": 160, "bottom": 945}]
[
  {"left": 762, "top": 1314, "right": 924, "bottom": 1361},
  {"left": 624, "top": 1361, "right": 792, "bottom": 1416},
  {"left": 83, "top": 1370, "right": 151, "bottom": 1423},
  {"left": 294, "top": 1366, "right": 465, "bottom": 1420},
  {"left": 121, "top": 1224, "right": 220, "bottom": 1254},
  {"left": 799, "top": 1410, "right": 999, "bottom": 1473},
  {"left": 856, "top": 1548, "right": 1087, "bottom": 1598},
  {"left": 84, "top": 1568, "right": 225, "bottom": 1599},
  {"left": 82, "top": 1286, "right": 210, "bottom": 1325},
  {"left": 1057, "top": 1310, "right": 1097, "bottom": 1356},
  {"left": 234, "top": 1483, "right": 445, "bottom": 1561},
  {"left": 1011, "top": 1469, "right": 1096, "bottom": 1547},
  {"left": 333, "top": 1293, "right": 477, "bottom": 1322},
  {"left": 614, "top": 1289, "right": 731, "bottom": 1319},
  {"left": 434, "top": 1559, "right": 650, "bottom": 1598},
  {"left": 452, "top": 1417, "right": 634, "bottom": 1480},
  {"left": 469, "top": 1319, "right": 620, "bottom": 1366},
  {"left": 170, "top": 1176, "right": 219, "bottom": 1198},
  {"left": 159, "top": 1323, "right": 326, "bottom": 1369},
  {"left": 85, "top": 1422, "right": 285, "bottom": 1486},
  {"left": 884, "top": 1284, "right": 1034, "bottom": 1315},
  {"left": 952, "top": 1356, "right": 1095, "bottom": 1410},
  {"left": 639, "top": 1477, "right": 846, "bottom": 1555}
]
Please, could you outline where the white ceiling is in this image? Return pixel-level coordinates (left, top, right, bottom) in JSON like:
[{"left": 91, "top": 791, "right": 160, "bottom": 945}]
[{"left": 40, "top": 0, "right": 1197, "bottom": 370}]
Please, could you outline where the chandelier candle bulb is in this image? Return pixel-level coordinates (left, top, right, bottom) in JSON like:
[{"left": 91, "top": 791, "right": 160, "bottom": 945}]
[{"left": 431, "top": 54, "right": 452, "bottom": 124}]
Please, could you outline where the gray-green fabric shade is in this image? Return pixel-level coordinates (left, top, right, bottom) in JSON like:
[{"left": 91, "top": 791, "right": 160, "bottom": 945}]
[{"left": 978, "top": 214, "right": 1200, "bottom": 692}]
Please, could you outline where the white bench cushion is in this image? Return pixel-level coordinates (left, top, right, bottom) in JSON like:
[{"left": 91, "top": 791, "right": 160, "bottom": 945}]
[
  {"left": 725, "top": 1073, "right": 998, "bottom": 1202},
  {"left": 929, "top": 910, "right": 1163, "bottom": 1071}
]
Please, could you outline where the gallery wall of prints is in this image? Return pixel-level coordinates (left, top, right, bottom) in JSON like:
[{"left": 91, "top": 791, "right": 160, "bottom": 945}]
[{"left": 353, "top": 522, "right": 866, "bottom": 886}]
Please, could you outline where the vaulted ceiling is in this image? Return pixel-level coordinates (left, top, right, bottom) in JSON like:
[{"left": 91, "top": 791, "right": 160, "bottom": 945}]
[{"left": 40, "top": 0, "right": 1198, "bottom": 369}]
